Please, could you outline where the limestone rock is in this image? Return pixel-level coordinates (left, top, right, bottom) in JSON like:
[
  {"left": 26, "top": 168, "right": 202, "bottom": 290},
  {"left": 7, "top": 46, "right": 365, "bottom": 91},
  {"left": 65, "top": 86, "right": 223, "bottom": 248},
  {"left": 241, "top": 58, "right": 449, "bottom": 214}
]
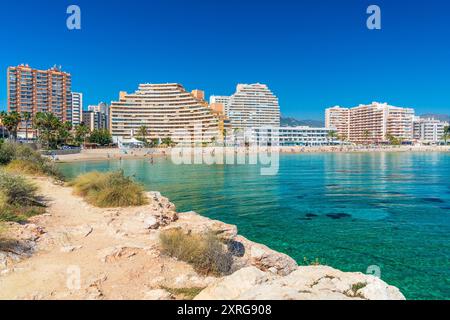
[
  {"left": 144, "top": 289, "right": 172, "bottom": 300},
  {"left": 60, "top": 245, "right": 83, "bottom": 253},
  {"left": 242, "top": 239, "right": 298, "bottom": 276},
  {"left": 144, "top": 216, "right": 159, "bottom": 230},
  {"left": 194, "top": 267, "right": 274, "bottom": 300},
  {"left": 194, "top": 266, "right": 405, "bottom": 300}
]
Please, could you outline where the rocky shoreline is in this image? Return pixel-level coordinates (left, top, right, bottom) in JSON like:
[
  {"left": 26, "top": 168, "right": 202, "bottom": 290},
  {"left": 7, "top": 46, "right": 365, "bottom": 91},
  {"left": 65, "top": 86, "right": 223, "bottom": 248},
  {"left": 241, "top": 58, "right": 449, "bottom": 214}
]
[{"left": 0, "top": 178, "right": 405, "bottom": 300}]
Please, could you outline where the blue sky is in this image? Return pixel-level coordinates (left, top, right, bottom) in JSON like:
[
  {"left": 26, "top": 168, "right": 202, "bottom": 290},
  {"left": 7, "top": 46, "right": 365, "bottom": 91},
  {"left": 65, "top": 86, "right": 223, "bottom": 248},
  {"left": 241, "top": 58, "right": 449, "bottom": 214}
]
[{"left": 1, "top": 0, "right": 449, "bottom": 120}]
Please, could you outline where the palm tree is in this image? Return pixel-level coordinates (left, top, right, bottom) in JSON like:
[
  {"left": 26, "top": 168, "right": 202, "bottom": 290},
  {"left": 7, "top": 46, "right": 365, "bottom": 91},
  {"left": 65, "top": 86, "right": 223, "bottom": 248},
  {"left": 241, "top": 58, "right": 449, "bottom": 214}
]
[
  {"left": 161, "top": 137, "right": 174, "bottom": 147},
  {"left": 22, "top": 112, "right": 31, "bottom": 142},
  {"left": 444, "top": 125, "right": 450, "bottom": 145},
  {"left": 222, "top": 128, "right": 227, "bottom": 146},
  {"left": 363, "top": 130, "right": 370, "bottom": 145},
  {"left": 327, "top": 130, "right": 337, "bottom": 145},
  {"left": 0, "top": 111, "right": 7, "bottom": 139},
  {"left": 74, "top": 123, "right": 90, "bottom": 147},
  {"left": 1, "top": 111, "right": 21, "bottom": 141},
  {"left": 137, "top": 125, "right": 148, "bottom": 143},
  {"left": 33, "top": 112, "right": 61, "bottom": 149}
]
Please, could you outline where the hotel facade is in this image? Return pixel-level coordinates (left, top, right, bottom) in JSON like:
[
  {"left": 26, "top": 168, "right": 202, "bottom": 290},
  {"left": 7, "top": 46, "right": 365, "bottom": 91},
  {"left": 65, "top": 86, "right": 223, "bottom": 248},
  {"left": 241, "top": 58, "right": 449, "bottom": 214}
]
[
  {"left": 325, "top": 102, "right": 415, "bottom": 144},
  {"left": 110, "top": 83, "right": 228, "bottom": 143},
  {"left": 7, "top": 64, "right": 72, "bottom": 136},
  {"left": 211, "top": 83, "right": 280, "bottom": 131},
  {"left": 413, "top": 117, "right": 449, "bottom": 143},
  {"left": 253, "top": 126, "right": 337, "bottom": 146}
]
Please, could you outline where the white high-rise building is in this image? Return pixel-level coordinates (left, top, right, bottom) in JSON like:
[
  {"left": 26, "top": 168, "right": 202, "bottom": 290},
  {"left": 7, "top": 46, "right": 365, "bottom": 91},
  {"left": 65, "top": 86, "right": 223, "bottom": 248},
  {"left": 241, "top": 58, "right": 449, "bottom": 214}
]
[
  {"left": 71, "top": 92, "right": 83, "bottom": 126},
  {"left": 213, "top": 83, "right": 280, "bottom": 131},
  {"left": 413, "top": 117, "right": 449, "bottom": 143}
]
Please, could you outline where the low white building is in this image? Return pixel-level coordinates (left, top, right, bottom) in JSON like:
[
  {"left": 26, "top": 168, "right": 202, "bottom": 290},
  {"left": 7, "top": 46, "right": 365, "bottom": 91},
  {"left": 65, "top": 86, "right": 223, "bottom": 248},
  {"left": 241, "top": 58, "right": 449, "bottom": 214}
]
[
  {"left": 253, "top": 126, "right": 338, "bottom": 146},
  {"left": 413, "top": 117, "right": 449, "bottom": 143}
]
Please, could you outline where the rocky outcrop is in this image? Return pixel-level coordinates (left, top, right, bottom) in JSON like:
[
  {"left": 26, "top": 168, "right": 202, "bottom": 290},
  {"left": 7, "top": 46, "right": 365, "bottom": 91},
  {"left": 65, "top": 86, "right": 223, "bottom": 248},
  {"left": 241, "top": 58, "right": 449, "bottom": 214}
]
[
  {"left": 0, "top": 178, "right": 405, "bottom": 300},
  {"left": 195, "top": 266, "right": 405, "bottom": 300},
  {"left": 0, "top": 222, "right": 45, "bottom": 273},
  {"left": 166, "top": 211, "right": 298, "bottom": 276}
]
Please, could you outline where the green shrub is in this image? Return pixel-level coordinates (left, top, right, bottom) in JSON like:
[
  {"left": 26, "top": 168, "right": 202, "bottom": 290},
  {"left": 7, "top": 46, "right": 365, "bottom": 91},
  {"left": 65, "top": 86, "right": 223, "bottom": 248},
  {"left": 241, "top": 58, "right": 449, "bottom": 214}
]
[
  {"left": 68, "top": 170, "right": 148, "bottom": 208},
  {"left": 161, "top": 286, "right": 205, "bottom": 300},
  {"left": 160, "top": 229, "right": 233, "bottom": 276},
  {"left": 0, "top": 142, "right": 63, "bottom": 180},
  {"left": 0, "top": 142, "right": 15, "bottom": 165},
  {"left": 0, "top": 171, "right": 45, "bottom": 222}
]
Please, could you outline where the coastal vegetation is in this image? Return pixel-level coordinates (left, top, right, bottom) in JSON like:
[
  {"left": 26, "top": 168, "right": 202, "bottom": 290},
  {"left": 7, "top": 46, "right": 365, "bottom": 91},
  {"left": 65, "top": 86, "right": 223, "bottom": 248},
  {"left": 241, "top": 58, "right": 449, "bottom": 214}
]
[
  {"left": 0, "top": 141, "right": 63, "bottom": 179},
  {"left": 159, "top": 228, "right": 233, "bottom": 276},
  {"left": 1, "top": 111, "right": 112, "bottom": 149},
  {"left": 444, "top": 125, "right": 450, "bottom": 145},
  {"left": 0, "top": 111, "right": 21, "bottom": 140},
  {"left": 88, "top": 128, "right": 112, "bottom": 146},
  {"left": 68, "top": 170, "right": 148, "bottom": 208},
  {"left": 0, "top": 171, "right": 45, "bottom": 223}
]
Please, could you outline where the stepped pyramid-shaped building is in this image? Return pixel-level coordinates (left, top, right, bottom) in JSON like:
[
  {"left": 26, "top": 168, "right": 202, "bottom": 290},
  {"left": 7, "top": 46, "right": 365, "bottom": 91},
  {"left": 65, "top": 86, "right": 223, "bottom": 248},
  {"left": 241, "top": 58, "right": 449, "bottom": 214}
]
[{"left": 110, "top": 83, "right": 228, "bottom": 144}]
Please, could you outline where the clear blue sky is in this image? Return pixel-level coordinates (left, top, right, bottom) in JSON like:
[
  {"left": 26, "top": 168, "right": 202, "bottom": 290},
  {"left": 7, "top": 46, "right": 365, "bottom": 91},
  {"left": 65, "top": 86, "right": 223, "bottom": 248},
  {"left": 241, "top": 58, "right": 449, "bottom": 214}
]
[{"left": 1, "top": 0, "right": 449, "bottom": 120}]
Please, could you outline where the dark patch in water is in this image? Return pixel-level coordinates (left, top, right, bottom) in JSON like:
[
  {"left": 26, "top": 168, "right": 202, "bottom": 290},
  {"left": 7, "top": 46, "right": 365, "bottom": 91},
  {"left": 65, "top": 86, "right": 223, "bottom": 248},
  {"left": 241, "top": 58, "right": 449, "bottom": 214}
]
[
  {"left": 326, "top": 213, "right": 351, "bottom": 220},
  {"left": 440, "top": 206, "right": 450, "bottom": 210},
  {"left": 305, "top": 213, "right": 318, "bottom": 218},
  {"left": 385, "top": 191, "right": 403, "bottom": 195},
  {"left": 297, "top": 195, "right": 305, "bottom": 199},
  {"left": 423, "top": 198, "right": 445, "bottom": 203}
]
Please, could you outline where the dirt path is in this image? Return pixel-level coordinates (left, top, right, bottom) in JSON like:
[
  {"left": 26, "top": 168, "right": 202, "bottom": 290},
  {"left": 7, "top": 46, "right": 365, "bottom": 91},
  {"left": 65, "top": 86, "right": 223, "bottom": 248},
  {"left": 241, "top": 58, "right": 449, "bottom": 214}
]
[{"left": 0, "top": 178, "right": 213, "bottom": 300}]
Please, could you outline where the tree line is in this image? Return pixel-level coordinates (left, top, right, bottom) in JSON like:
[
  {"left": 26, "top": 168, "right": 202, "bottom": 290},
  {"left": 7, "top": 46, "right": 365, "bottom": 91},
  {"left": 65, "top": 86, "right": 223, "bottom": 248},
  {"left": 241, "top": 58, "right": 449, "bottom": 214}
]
[{"left": 0, "top": 111, "right": 112, "bottom": 149}]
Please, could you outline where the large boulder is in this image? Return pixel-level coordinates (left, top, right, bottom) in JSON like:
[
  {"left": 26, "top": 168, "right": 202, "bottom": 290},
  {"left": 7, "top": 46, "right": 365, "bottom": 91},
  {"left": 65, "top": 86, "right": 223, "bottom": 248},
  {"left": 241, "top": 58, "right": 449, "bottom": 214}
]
[{"left": 194, "top": 266, "right": 405, "bottom": 300}]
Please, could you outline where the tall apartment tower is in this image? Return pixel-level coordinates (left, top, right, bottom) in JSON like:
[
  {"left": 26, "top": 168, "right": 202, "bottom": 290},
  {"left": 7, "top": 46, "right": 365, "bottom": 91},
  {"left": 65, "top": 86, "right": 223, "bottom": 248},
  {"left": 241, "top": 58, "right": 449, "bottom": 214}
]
[
  {"left": 110, "top": 83, "right": 227, "bottom": 143},
  {"left": 71, "top": 92, "right": 83, "bottom": 126},
  {"left": 325, "top": 102, "right": 415, "bottom": 144},
  {"left": 214, "top": 83, "right": 280, "bottom": 131},
  {"left": 7, "top": 64, "right": 72, "bottom": 136},
  {"left": 325, "top": 106, "right": 350, "bottom": 140}
]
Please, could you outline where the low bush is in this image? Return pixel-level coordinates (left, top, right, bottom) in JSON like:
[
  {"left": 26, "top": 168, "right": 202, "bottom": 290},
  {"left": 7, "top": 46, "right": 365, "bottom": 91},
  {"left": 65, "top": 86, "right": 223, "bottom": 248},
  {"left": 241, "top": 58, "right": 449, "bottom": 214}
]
[
  {"left": 0, "top": 171, "right": 45, "bottom": 223},
  {"left": 0, "top": 142, "right": 63, "bottom": 180},
  {"left": 68, "top": 170, "right": 148, "bottom": 208},
  {"left": 160, "top": 228, "right": 233, "bottom": 276}
]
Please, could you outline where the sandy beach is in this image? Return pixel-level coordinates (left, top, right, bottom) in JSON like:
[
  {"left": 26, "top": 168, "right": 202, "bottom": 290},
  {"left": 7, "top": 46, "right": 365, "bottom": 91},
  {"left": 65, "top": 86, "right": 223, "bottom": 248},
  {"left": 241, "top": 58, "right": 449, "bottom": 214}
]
[{"left": 54, "top": 145, "right": 450, "bottom": 163}]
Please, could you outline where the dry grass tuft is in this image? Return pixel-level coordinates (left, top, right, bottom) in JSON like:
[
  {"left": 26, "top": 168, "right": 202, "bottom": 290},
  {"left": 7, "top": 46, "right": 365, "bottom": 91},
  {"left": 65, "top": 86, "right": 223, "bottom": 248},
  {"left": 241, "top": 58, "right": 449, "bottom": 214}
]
[
  {"left": 68, "top": 170, "right": 149, "bottom": 208},
  {"left": 160, "top": 228, "right": 233, "bottom": 276}
]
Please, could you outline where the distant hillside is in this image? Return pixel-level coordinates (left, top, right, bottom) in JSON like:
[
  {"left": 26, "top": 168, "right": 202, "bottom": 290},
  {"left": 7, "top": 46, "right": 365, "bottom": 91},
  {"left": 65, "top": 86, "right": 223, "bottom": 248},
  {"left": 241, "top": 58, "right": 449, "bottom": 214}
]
[
  {"left": 280, "top": 116, "right": 324, "bottom": 128},
  {"left": 420, "top": 114, "right": 450, "bottom": 122}
]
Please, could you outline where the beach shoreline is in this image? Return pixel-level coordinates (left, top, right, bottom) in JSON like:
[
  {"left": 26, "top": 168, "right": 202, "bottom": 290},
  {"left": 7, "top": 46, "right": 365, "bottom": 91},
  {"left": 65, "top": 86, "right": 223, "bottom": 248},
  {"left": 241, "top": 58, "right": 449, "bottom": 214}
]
[{"left": 54, "top": 145, "right": 450, "bottom": 163}]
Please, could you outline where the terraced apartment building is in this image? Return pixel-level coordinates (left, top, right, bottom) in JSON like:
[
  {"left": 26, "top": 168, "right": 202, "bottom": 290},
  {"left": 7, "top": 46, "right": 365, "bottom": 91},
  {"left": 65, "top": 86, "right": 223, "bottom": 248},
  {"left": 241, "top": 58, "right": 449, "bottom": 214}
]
[
  {"left": 110, "top": 83, "right": 228, "bottom": 144},
  {"left": 413, "top": 117, "right": 449, "bottom": 143},
  {"left": 325, "top": 102, "right": 415, "bottom": 144},
  {"left": 7, "top": 64, "right": 72, "bottom": 137},
  {"left": 211, "top": 83, "right": 280, "bottom": 131}
]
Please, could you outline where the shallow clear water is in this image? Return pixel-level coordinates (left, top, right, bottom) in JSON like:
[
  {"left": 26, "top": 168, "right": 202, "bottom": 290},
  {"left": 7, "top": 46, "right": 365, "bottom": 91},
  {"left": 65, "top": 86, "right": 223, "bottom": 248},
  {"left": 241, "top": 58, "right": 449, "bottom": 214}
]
[{"left": 59, "top": 152, "right": 450, "bottom": 300}]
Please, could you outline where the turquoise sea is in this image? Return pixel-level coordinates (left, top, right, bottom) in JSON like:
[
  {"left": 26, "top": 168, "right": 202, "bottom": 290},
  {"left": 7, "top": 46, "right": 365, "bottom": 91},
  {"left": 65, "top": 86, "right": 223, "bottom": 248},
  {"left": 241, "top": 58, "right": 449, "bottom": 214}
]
[{"left": 59, "top": 152, "right": 450, "bottom": 300}]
